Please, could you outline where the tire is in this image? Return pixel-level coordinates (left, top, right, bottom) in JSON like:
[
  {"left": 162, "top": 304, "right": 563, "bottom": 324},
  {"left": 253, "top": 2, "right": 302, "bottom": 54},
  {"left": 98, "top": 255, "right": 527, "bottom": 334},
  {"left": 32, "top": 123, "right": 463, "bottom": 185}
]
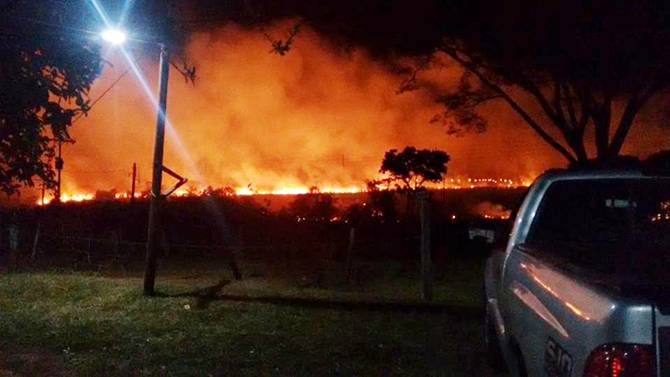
[
  {"left": 510, "top": 342, "right": 528, "bottom": 377},
  {"left": 483, "top": 288, "right": 505, "bottom": 368}
]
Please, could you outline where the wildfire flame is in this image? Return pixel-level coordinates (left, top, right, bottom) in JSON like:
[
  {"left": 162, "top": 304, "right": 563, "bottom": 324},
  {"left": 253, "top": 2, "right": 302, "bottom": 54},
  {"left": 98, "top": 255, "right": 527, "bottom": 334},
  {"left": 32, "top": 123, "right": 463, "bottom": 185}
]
[
  {"left": 471, "top": 201, "right": 513, "bottom": 220},
  {"left": 38, "top": 193, "right": 94, "bottom": 206},
  {"left": 36, "top": 176, "right": 531, "bottom": 206},
  {"left": 22, "top": 20, "right": 565, "bottom": 208},
  {"left": 8, "top": 16, "right": 665, "bottom": 209}
]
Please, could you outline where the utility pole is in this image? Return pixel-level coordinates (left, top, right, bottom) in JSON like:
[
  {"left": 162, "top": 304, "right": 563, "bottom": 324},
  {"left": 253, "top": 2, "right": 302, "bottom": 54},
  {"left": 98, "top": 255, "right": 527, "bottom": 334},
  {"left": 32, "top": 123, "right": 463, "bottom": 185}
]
[
  {"left": 55, "top": 140, "right": 63, "bottom": 203},
  {"left": 41, "top": 180, "right": 46, "bottom": 206},
  {"left": 144, "top": 44, "right": 170, "bottom": 296},
  {"left": 50, "top": 137, "right": 73, "bottom": 203},
  {"left": 131, "top": 163, "right": 137, "bottom": 204}
]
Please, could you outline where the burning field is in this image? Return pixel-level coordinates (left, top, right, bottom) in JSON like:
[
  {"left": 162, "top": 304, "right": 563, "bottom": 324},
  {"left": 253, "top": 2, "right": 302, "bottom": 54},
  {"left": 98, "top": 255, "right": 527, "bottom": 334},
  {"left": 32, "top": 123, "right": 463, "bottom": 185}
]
[{"left": 13, "top": 21, "right": 669, "bottom": 205}]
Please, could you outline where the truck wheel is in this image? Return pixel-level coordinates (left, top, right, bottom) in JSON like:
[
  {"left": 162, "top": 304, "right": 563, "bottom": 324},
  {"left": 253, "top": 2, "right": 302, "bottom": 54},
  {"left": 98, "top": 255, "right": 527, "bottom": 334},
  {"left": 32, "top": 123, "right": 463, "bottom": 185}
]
[
  {"left": 484, "top": 303, "right": 505, "bottom": 367},
  {"left": 509, "top": 342, "right": 528, "bottom": 377}
]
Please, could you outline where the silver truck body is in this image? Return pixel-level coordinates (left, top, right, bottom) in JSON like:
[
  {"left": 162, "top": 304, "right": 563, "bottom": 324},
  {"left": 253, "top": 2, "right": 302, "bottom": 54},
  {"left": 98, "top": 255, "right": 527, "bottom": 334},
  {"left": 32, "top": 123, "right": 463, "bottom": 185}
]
[{"left": 485, "top": 170, "right": 670, "bottom": 376}]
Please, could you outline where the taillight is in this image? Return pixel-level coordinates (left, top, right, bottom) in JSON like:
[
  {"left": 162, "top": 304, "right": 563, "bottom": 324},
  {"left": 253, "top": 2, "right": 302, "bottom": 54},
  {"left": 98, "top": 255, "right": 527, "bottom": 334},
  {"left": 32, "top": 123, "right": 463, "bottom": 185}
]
[{"left": 583, "top": 343, "right": 654, "bottom": 377}]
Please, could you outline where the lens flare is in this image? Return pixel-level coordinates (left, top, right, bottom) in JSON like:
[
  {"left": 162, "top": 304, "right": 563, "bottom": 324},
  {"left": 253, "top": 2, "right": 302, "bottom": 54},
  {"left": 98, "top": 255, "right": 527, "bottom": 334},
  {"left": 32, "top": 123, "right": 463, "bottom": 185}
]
[{"left": 101, "top": 29, "right": 126, "bottom": 45}]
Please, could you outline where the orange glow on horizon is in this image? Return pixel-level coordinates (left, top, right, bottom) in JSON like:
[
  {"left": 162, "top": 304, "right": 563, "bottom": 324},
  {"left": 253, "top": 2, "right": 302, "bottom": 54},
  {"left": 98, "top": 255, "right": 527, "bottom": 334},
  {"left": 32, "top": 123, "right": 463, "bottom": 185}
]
[
  {"left": 35, "top": 177, "right": 532, "bottom": 206},
  {"left": 18, "top": 21, "right": 661, "bottom": 208},
  {"left": 37, "top": 21, "right": 569, "bottom": 207},
  {"left": 38, "top": 193, "right": 95, "bottom": 206}
]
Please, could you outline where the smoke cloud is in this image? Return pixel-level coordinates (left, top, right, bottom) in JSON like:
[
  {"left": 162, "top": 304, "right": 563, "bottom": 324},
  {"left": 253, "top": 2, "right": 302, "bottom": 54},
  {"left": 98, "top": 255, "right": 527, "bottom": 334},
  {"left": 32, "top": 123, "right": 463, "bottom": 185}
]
[{"left": 32, "top": 20, "right": 665, "bottom": 201}]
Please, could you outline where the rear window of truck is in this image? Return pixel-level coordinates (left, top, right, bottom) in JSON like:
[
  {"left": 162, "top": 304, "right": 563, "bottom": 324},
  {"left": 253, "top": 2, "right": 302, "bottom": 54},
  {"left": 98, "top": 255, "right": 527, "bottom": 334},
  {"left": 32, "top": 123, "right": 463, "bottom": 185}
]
[{"left": 526, "top": 178, "right": 670, "bottom": 279}]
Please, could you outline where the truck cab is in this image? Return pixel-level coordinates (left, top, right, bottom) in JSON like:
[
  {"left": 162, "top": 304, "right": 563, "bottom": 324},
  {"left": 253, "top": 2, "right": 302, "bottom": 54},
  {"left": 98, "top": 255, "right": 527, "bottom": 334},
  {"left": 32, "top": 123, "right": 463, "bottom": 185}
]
[{"left": 484, "top": 169, "right": 670, "bottom": 377}]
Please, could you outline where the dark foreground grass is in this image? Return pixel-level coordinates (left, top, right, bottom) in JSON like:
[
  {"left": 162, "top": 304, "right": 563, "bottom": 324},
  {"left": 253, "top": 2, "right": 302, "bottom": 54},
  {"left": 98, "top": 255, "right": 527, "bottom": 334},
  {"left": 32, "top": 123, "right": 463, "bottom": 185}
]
[
  {"left": 105, "top": 255, "right": 487, "bottom": 309},
  {"left": 0, "top": 272, "right": 503, "bottom": 376}
]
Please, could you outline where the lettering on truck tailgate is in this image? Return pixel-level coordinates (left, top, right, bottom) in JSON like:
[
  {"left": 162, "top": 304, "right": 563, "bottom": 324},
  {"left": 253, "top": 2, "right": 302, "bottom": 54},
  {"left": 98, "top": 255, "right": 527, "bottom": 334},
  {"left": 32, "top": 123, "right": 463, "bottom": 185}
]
[{"left": 544, "top": 337, "right": 573, "bottom": 377}]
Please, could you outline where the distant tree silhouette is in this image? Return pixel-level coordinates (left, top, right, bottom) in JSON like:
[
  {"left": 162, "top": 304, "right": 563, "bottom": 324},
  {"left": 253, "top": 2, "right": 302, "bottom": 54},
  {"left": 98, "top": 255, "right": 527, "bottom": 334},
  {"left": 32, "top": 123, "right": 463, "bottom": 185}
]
[
  {"left": 202, "top": 186, "right": 225, "bottom": 197},
  {"left": 364, "top": 180, "right": 398, "bottom": 222},
  {"left": 377, "top": 147, "right": 450, "bottom": 192},
  {"left": 568, "top": 155, "right": 642, "bottom": 170},
  {"left": 94, "top": 189, "right": 118, "bottom": 201},
  {"left": 288, "top": 191, "right": 338, "bottom": 222},
  {"left": 372, "top": 147, "right": 449, "bottom": 218},
  {"left": 222, "top": 187, "right": 237, "bottom": 197},
  {"left": 645, "top": 150, "right": 670, "bottom": 170},
  {"left": 401, "top": 1, "right": 670, "bottom": 165}
]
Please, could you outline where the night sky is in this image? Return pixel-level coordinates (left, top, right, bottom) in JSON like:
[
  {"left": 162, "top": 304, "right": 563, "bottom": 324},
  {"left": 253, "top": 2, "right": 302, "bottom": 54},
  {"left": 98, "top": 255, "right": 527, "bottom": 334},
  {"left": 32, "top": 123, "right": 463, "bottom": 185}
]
[{"left": 8, "top": 0, "right": 670, "bottom": 202}]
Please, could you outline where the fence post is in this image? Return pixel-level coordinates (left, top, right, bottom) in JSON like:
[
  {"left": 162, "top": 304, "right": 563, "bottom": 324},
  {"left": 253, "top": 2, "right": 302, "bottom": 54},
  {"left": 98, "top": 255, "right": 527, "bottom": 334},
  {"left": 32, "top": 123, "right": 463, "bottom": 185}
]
[
  {"left": 227, "top": 246, "right": 242, "bottom": 281},
  {"left": 86, "top": 237, "right": 92, "bottom": 265},
  {"left": 345, "top": 227, "right": 356, "bottom": 284},
  {"left": 112, "top": 230, "right": 120, "bottom": 260},
  {"left": 8, "top": 215, "right": 18, "bottom": 271},
  {"left": 30, "top": 222, "right": 41, "bottom": 264},
  {"left": 419, "top": 192, "right": 433, "bottom": 302}
]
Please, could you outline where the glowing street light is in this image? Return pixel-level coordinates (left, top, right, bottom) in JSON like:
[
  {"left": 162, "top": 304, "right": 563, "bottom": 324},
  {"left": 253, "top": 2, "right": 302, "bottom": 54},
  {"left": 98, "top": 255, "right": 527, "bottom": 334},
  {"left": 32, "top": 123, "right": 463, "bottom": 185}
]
[{"left": 101, "top": 29, "right": 127, "bottom": 45}]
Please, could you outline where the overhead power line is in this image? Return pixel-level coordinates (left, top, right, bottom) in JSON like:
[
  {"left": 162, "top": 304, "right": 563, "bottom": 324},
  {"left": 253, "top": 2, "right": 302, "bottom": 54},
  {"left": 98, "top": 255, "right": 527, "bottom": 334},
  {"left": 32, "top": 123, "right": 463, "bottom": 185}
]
[
  {"left": 66, "top": 169, "right": 127, "bottom": 174},
  {"left": 72, "top": 62, "right": 138, "bottom": 124}
]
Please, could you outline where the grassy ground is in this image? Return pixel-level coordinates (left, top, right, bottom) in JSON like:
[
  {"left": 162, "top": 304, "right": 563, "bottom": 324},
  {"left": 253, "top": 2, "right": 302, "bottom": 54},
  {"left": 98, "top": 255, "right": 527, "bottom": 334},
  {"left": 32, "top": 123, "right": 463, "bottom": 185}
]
[
  {"left": 0, "top": 257, "right": 503, "bottom": 376},
  {"left": 107, "top": 255, "right": 487, "bottom": 308}
]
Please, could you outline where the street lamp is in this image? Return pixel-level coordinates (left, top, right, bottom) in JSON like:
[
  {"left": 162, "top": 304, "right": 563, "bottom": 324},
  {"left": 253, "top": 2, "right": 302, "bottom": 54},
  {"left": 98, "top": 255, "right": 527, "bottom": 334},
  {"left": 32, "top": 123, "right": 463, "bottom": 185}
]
[{"left": 101, "top": 28, "right": 169, "bottom": 296}]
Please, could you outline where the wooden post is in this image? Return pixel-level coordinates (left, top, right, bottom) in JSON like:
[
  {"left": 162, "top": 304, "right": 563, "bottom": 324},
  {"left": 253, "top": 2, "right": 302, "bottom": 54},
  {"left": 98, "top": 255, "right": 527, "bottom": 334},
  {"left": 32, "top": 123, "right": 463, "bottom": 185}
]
[
  {"left": 112, "top": 230, "right": 120, "bottom": 259},
  {"left": 228, "top": 227, "right": 243, "bottom": 281},
  {"left": 143, "top": 44, "right": 170, "bottom": 296},
  {"left": 229, "top": 259, "right": 242, "bottom": 280},
  {"left": 130, "top": 163, "right": 137, "bottom": 204},
  {"left": 86, "top": 237, "right": 92, "bottom": 264},
  {"left": 419, "top": 192, "right": 433, "bottom": 301},
  {"left": 345, "top": 227, "right": 356, "bottom": 284},
  {"left": 8, "top": 217, "right": 18, "bottom": 271},
  {"left": 30, "top": 222, "right": 41, "bottom": 264}
]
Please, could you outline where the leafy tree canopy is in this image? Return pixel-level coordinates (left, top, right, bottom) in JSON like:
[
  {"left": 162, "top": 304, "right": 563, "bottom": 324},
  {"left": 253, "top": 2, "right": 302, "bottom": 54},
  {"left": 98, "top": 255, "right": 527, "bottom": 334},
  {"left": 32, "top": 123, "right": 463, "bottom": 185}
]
[
  {"left": 378, "top": 147, "right": 450, "bottom": 192},
  {"left": 0, "top": 0, "right": 201, "bottom": 196},
  {"left": 0, "top": 1, "right": 105, "bottom": 194}
]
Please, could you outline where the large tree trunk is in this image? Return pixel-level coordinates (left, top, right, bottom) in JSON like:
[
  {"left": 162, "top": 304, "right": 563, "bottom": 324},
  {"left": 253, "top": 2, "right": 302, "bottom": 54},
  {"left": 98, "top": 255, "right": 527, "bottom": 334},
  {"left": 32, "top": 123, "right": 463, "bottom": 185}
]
[{"left": 608, "top": 97, "right": 645, "bottom": 158}]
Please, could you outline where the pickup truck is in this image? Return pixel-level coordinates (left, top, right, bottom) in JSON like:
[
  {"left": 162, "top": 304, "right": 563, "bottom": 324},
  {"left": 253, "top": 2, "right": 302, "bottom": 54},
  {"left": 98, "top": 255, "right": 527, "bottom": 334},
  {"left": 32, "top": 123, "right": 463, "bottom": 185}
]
[{"left": 484, "top": 169, "right": 670, "bottom": 377}]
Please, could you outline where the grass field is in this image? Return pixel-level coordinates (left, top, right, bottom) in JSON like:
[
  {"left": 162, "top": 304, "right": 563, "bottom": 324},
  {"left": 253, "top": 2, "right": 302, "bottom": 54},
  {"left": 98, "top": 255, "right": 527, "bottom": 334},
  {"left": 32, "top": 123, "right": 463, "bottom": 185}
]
[{"left": 0, "top": 257, "right": 504, "bottom": 376}]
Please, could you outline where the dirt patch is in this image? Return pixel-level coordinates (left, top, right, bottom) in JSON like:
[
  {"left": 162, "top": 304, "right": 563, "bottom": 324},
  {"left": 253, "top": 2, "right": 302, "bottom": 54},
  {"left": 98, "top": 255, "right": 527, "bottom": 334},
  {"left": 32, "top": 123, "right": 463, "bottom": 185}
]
[{"left": 0, "top": 346, "right": 69, "bottom": 377}]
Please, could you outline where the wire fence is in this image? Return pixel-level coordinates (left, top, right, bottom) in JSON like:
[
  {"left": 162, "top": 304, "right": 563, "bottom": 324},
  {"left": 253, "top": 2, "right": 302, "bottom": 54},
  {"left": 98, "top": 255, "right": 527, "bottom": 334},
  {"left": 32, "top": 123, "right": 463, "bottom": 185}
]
[
  {"left": 3, "top": 221, "right": 494, "bottom": 276},
  {"left": 0, "top": 193, "right": 511, "bottom": 279}
]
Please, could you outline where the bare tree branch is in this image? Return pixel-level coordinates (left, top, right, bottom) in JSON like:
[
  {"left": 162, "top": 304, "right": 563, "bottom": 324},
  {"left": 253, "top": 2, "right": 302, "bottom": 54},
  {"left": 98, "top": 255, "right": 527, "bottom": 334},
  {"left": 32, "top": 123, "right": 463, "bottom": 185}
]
[
  {"left": 398, "top": 53, "right": 436, "bottom": 93},
  {"left": 562, "top": 82, "right": 579, "bottom": 127},
  {"left": 574, "top": 83, "right": 594, "bottom": 136},
  {"left": 452, "top": 48, "right": 587, "bottom": 161},
  {"left": 548, "top": 75, "right": 589, "bottom": 160},
  {"left": 593, "top": 93, "right": 613, "bottom": 157},
  {"left": 262, "top": 23, "right": 301, "bottom": 56},
  {"left": 551, "top": 78, "right": 569, "bottom": 129},
  {"left": 438, "top": 47, "right": 578, "bottom": 163},
  {"left": 169, "top": 60, "right": 196, "bottom": 85}
]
